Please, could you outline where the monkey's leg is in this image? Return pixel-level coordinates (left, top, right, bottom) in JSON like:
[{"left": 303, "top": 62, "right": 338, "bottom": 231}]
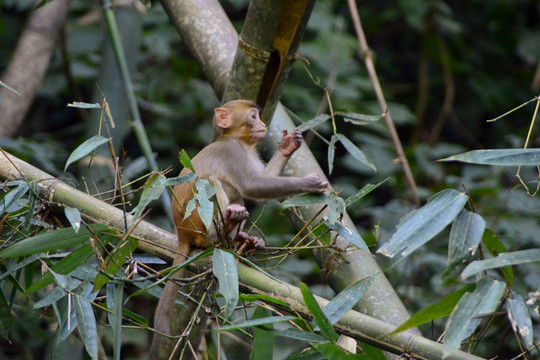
[{"left": 236, "top": 231, "right": 265, "bottom": 249}]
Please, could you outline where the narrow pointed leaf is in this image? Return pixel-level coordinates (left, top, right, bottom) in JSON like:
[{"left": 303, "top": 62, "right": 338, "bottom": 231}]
[
  {"left": 299, "top": 281, "right": 338, "bottom": 342},
  {"left": 274, "top": 328, "right": 329, "bottom": 344},
  {"left": 215, "top": 315, "right": 296, "bottom": 331},
  {"left": 93, "top": 237, "right": 138, "bottom": 291},
  {"left": 0, "top": 224, "right": 108, "bottom": 258},
  {"left": 297, "top": 114, "right": 331, "bottom": 132},
  {"left": 64, "top": 207, "right": 82, "bottom": 233},
  {"left": 481, "top": 229, "right": 513, "bottom": 286},
  {"left": 213, "top": 249, "right": 238, "bottom": 319},
  {"left": 336, "top": 134, "right": 376, "bottom": 171},
  {"left": 64, "top": 135, "right": 111, "bottom": 171},
  {"left": 179, "top": 149, "right": 194, "bottom": 172},
  {"left": 507, "top": 290, "right": 534, "bottom": 348},
  {"left": 251, "top": 307, "right": 274, "bottom": 360},
  {"left": 312, "top": 343, "right": 370, "bottom": 359},
  {"left": 328, "top": 135, "right": 338, "bottom": 174},
  {"left": 325, "top": 221, "right": 369, "bottom": 253},
  {"left": 439, "top": 149, "right": 540, "bottom": 166},
  {"left": 446, "top": 210, "right": 485, "bottom": 273},
  {"left": 0, "top": 80, "right": 21, "bottom": 95},
  {"left": 0, "top": 290, "right": 13, "bottom": 338},
  {"left": 129, "top": 172, "right": 166, "bottom": 226},
  {"left": 461, "top": 249, "right": 540, "bottom": 279},
  {"left": 345, "top": 178, "right": 388, "bottom": 207},
  {"left": 377, "top": 189, "right": 468, "bottom": 260},
  {"left": 196, "top": 178, "right": 217, "bottom": 231},
  {"left": 74, "top": 294, "right": 99, "bottom": 360},
  {"left": 443, "top": 277, "right": 505, "bottom": 358},
  {"left": 67, "top": 102, "right": 101, "bottom": 109},
  {"left": 336, "top": 111, "right": 384, "bottom": 124},
  {"left": 281, "top": 193, "right": 327, "bottom": 210},
  {"left": 163, "top": 172, "right": 197, "bottom": 186},
  {"left": 323, "top": 274, "right": 376, "bottom": 324},
  {"left": 390, "top": 284, "right": 475, "bottom": 334}
]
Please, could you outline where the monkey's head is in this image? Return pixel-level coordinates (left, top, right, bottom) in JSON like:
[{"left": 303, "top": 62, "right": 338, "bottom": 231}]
[{"left": 213, "top": 100, "right": 266, "bottom": 146}]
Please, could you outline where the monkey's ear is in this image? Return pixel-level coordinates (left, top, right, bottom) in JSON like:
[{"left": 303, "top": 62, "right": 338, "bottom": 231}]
[{"left": 214, "top": 108, "right": 231, "bottom": 129}]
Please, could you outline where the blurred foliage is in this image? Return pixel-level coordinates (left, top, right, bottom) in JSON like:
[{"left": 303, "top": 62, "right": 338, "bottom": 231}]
[{"left": 1, "top": 0, "right": 539, "bottom": 359}]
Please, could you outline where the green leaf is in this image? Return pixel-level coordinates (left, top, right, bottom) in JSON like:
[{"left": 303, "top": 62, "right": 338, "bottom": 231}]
[
  {"left": 213, "top": 249, "right": 238, "bottom": 319},
  {"left": 74, "top": 292, "right": 99, "bottom": 360},
  {"left": 377, "top": 189, "right": 468, "bottom": 261},
  {"left": 280, "top": 193, "right": 327, "bottom": 210},
  {"left": 336, "top": 111, "right": 384, "bottom": 124},
  {"left": 481, "top": 229, "right": 513, "bottom": 286},
  {"left": 0, "top": 181, "right": 29, "bottom": 215},
  {"left": 359, "top": 342, "right": 386, "bottom": 360},
  {"left": 274, "top": 328, "right": 329, "bottom": 344},
  {"left": 390, "top": 284, "right": 476, "bottom": 334},
  {"left": 336, "top": 134, "right": 376, "bottom": 172},
  {"left": 326, "top": 192, "right": 345, "bottom": 225},
  {"left": 0, "top": 224, "right": 108, "bottom": 258},
  {"left": 439, "top": 149, "right": 540, "bottom": 166},
  {"left": 163, "top": 172, "right": 197, "bottom": 187},
  {"left": 297, "top": 114, "right": 331, "bottom": 132},
  {"left": 325, "top": 221, "right": 369, "bottom": 253},
  {"left": 461, "top": 249, "right": 540, "bottom": 279},
  {"left": 34, "top": 277, "right": 81, "bottom": 309},
  {"left": 195, "top": 178, "right": 217, "bottom": 231},
  {"left": 345, "top": 179, "right": 388, "bottom": 207},
  {"left": 443, "top": 277, "right": 506, "bottom": 358},
  {"left": 446, "top": 210, "right": 485, "bottom": 274},
  {"left": 67, "top": 102, "right": 101, "bottom": 109},
  {"left": 64, "top": 135, "right": 111, "bottom": 171},
  {"left": 507, "top": 290, "right": 534, "bottom": 348},
  {"left": 312, "top": 343, "right": 370, "bottom": 359},
  {"left": 0, "top": 289, "right": 13, "bottom": 338},
  {"left": 179, "top": 149, "right": 194, "bottom": 172},
  {"left": 323, "top": 274, "right": 376, "bottom": 324},
  {"left": 106, "top": 283, "right": 123, "bottom": 360},
  {"left": 27, "top": 236, "right": 112, "bottom": 294},
  {"left": 299, "top": 281, "right": 338, "bottom": 342},
  {"left": 328, "top": 135, "right": 338, "bottom": 175},
  {"left": 64, "top": 207, "right": 82, "bottom": 233},
  {"left": 215, "top": 315, "right": 297, "bottom": 331},
  {"left": 251, "top": 307, "right": 274, "bottom": 360},
  {"left": 93, "top": 236, "right": 138, "bottom": 291},
  {"left": 129, "top": 172, "right": 166, "bottom": 226},
  {"left": 239, "top": 294, "right": 288, "bottom": 308}
]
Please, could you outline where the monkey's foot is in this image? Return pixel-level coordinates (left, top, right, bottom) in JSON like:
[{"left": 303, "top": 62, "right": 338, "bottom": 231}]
[
  {"left": 236, "top": 231, "right": 265, "bottom": 249},
  {"left": 225, "top": 204, "right": 249, "bottom": 232}
]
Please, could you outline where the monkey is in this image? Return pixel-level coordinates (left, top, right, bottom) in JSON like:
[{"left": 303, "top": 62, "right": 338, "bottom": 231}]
[{"left": 150, "top": 100, "right": 327, "bottom": 358}]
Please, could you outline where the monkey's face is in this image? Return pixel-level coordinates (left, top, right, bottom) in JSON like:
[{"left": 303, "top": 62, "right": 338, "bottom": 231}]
[{"left": 245, "top": 107, "right": 267, "bottom": 143}]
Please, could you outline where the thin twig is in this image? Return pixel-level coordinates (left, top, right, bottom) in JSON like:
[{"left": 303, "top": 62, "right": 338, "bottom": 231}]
[{"left": 347, "top": 0, "right": 419, "bottom": 206}]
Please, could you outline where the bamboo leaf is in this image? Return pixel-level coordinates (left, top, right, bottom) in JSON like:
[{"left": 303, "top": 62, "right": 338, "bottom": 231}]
[
  {"left": 179, "top": 149, "right": 194, "bottom": 172},
  {"left": 481, "top": 229, "right": 513, "bottom": 286},
  {"left": 336, "top": 134, "right": 376, "bottom": 172},
  {"left": 215, "top": 315, "right": 297, "bottom": 331},
  {"left": 377, "top": 189, "right": 468, "bottom": 260},
  {"left": 129, "top": 172, "right": 166, "bottom": 226},
  {"left": 0, "top": 80, "right": 21, "bottom": 95},
  {"left": 297, "top": 114, "right": 331, "bottom": 132},
  {"left": 64, "top": 207, "right": 82, "bottom": 233},
  {"left": 0, "top": 181, "right": 29, "bottom": 215},
  {"left": 336, "top": 111, "right": 384, "bottom": 124},
  {"left": 443, "top": 277, "right": 506, "bottom": 358},
  {"left": 312, "top": 343, "right": 370, "bottom": 359},
  {"left": 0, "top": 224, "right": 108, "bottom": 258},
  {"left": 323, "top": 274, "right": 376, "bottom": 325},
  {"left": 0, "top": 290, "right": 13, "bottom": 338},
  {"left": 328, "top": 135, "right": 338, "bottom": 175},
  {"left": 274, "top": 328, "right": 329, "bottom": 344},
  {"left": 439, "top": 149, "right": 540, "bottom": 166},
  {"left": 345, "top": 178, "right": 388, "bottom": 207},
  {"left": 299, "top": 281, "right": 338, "bottom": 342},
  {"left": 195, "top": 178, "right": 217, "bottom": 231},
  {"left": 461, "top": 249, "right": 540, "bottom": 279},
  {"left": 251, "top": 307, "right": 274, "bottom": 360},
  {"left": 67, "top": 102, "right": 101, "bottom": 109},
  {"left": 280, "top": 193, "right": 327, "bottom": 210},
  {"left": 106, "top": 283, "right": 124, "bottom": 360},
  {"left": 64, "top": 135, "right": 111, "bottom": 171},
  {"left": 93, "top": 237, "right": 138, "bottom": 291},
  {"left": 446, "top": 210, "right": 485, "bottom": 274},
  {"left": 390, "top": 284, "right": 476, "bottom": 334},
  {"left": 507, "top": 290, "right": 534, "bottom": 348},
  {"left": 163, "top": 172, "right": 197, "bottom": 186},
  {"left": 213, "top": 249, "right": 238, "bottom": 319},
  {"left": 74, "top": 293, "right": 99, "bottom": 360},
  {"left": 325, "top": 221, "right": 369, "bottom": 253}
]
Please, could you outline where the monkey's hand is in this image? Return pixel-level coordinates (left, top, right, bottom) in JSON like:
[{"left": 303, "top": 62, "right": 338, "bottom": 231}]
[
  {"left": 237, "top": 231, "right": 265, "bottom": 249},
  {"left": 225, "top": 204, "right": 249, "bottom": 233},
  {"left": 280, "top": 129, "right": 302, "bottom": 157},
  {"left": 302, "top": 173, "right": 328, "bottom": 193}
]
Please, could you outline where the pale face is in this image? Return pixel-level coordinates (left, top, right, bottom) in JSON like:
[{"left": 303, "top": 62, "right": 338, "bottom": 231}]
[{"left": 245, "top": 107, "right": 266, "bottom": 142}]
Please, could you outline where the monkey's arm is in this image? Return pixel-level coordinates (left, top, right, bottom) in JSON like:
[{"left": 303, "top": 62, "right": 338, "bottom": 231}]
[{"left": 264, "top": 129, "right": 302, "bottom": 176}]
